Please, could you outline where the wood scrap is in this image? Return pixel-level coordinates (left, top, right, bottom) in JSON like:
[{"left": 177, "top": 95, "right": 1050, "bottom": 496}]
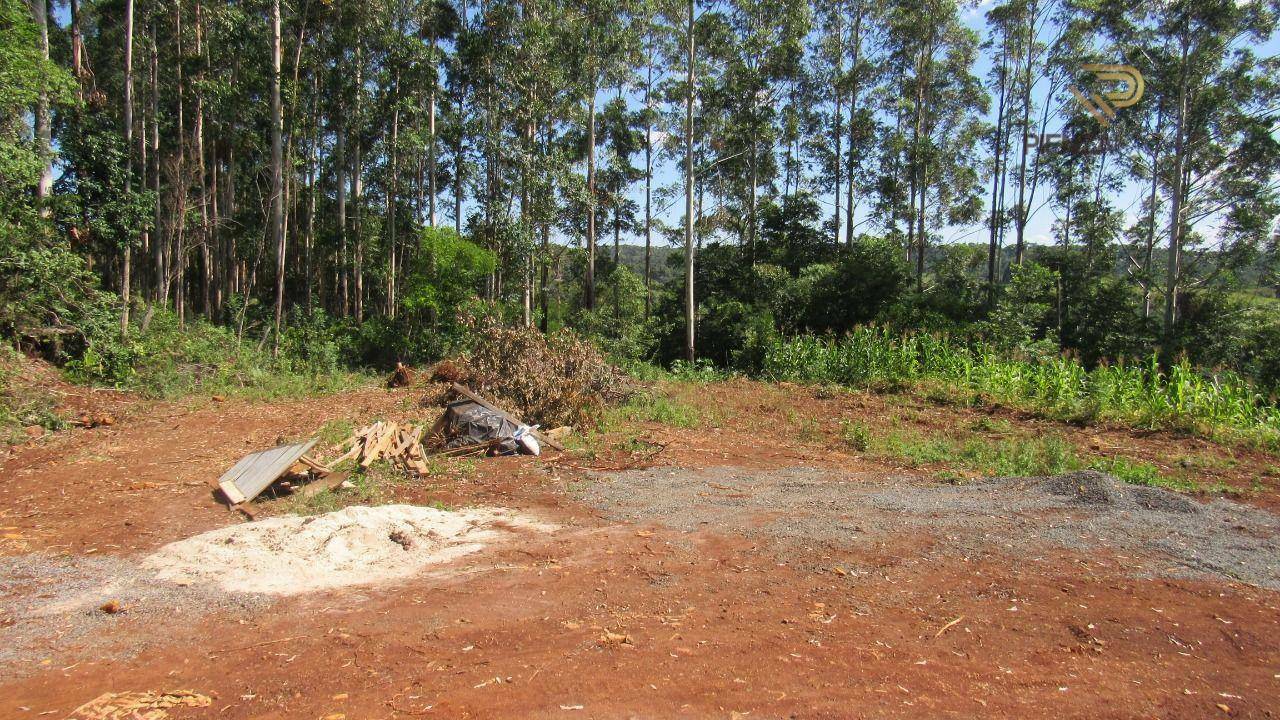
[
  {"left": 316, "top": 421, "right": 435, "bottom": 477},
  {"left": 298, "top": 470, "right": 351, "bottom": 499}
]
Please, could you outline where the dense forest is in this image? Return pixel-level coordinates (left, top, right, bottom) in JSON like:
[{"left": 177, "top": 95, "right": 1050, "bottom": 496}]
[{"left": 3, "top": 0, "right": 1280, "bottom": 395}]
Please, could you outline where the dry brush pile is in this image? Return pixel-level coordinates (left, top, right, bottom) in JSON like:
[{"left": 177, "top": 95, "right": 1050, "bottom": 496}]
[{"left": 438, "top": 319, "right": 627, "bottom": 429}]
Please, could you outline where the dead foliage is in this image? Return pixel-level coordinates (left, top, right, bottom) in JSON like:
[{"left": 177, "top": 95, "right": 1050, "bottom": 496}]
[
  {"left": 429, "top": 359, "right": 468, "bottom": 384},
  {"left": 450, "top": 319, "right": 626, "bottom": 429},
  {"left": 387, "top": 362, "right": 416, "bottom": 388}
]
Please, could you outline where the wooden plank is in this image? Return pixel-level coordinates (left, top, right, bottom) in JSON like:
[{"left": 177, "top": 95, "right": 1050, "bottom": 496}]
[
  {"left": 361, "top": 422, "right": 398, "bottom": 467},
  {"left": 448, "top": 384, "right": 564, "bottom": 451},
  {"left": 217, "top": 439, "right": 319, "bottom": 506},
  {"left": 422, "top": 411, "right": 449, "bottom": 444},
  {"left": 327, "top": 440, "right": 364, "bottom": 467},
  {"left": 298, "top": 470, "right": 350, "bottom": 499},
  {"left": 299, "top": 454, "right": 332, "bottom": 475}
]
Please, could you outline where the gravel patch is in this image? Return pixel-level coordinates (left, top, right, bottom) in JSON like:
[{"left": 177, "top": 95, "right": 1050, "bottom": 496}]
[
  {"left": 580, "top": 466, "right": 1280, "bottom": 589},
  {"left": 0, "top": 551, "right": 270, "bottom": 674}
]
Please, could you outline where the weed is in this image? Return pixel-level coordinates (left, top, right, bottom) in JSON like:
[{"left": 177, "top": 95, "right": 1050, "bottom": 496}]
[
  {"left": 797, "top": 417, "right": 824, "bottom": 443},
  {"left": 855, "top": 422, "right": 1189, "bottom": 490},
  {"left": 315, "top": 418, "right": 355, "bottom": 448},
  {"left": 669, "top": 359, "right": 733, "bottom": 383},
  {"left": 606, "top": 392, "right": 701, "bottom": 429},
  {"left": 840, "top": 420, "right": 872, "bottom": 452}
]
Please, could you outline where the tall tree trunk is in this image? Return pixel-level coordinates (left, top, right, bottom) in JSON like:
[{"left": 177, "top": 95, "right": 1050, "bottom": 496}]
[
  {"left": 832, "top": 11, "right": 842, "bottom": 246},
  {"left": 336, "top": 117, "right": 348, "bottom": 316},
  {"left": 1012, "top": 0, "right": 1038, "bottom": 265},
  {"left": 844, "top": 0, "right": 862, "bottom": 247},
  {"left": 428, "top": 37, "right": 438, "bottom": 228},
  {"left": 195, "top": 0, "right": 211, "bottom": 317},
  {"left": 151, "top": 26, "right": 165, "bottom": 306},
  {"left": 354, "top": 136, "right": 364, "bottom": 322},
  {"left": 305, "top": 74, "right": 319, "bottom": 312},
  {"left": 683, "top": 0, "right": 696, "bottom": 363},
  {"left": 121, "top": 0, "right": 135, "bottom": 335},
  {"left": 1141, "top": 111, "right": 1164, "bottom": 319},
  {"left": 387, "top": 77, "right": 400, "bottom": 319},
  {"left": 31, "top": 0, "right": 52, "bottom": 207},
  {"left": 585, "top": 78, "right": 597, "bottom": 311},
  {"left": 173, "top": 0, "right": 187, "bottom": 328},
  {"left": 270, "top": 0, "right": 285, "bottom": 354},
  {"left": 1163, "top": 34, "right": 1191, "bottom": 343},
  {"left": 987, "top": 45, "right": 1010, "bottom": 305},
  {"left": 539, "top": 115, "right": 551, "bottom": 333},
  {"left": 644, "top": 28, "right": 654, "bottom": 317},
  {"left": 70, "top": 0, "right": 83, "bottom": 98}
]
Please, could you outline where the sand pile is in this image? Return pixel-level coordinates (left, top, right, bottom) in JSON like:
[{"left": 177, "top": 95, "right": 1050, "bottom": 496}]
[{"left": 144, "top": 505, "right": 554, "bottom": 595}]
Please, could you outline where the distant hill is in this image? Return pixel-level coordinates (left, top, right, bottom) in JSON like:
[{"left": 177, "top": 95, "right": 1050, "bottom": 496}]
[{"left": 614, "top": 244, "right": 680, "bottom": 286}]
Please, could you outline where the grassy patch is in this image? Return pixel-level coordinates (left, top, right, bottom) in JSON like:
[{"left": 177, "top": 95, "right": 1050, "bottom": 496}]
[
  {"left": 1087, "top": 456, "right": 1194, "bottom": 491},
  {"left": 284, "top": 465, "right": 399, "bottom": 514},
  {"left": 605, "top": 391, "right": 702, "bottom": 429},
  {"left": 840, "top": 420, "right": 872, "bottom": 452},
  {"left": 849, "top": 422, "right": 1197, "bottom": 490},
  {"left": 66, "top": 308, "right": 375, "bottom": 401},
  {"left": 315, "top": 418, "right": 356, "bottom": 448},
  {"left": 0, "top": 349, "right": 65, "bottom": 444},
  {"left": 796, "top": 417, "right": 824, "bottom": 443}
]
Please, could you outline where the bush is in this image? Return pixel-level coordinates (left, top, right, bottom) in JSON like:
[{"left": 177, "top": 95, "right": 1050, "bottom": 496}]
[{"left": 66, "top": 308, "right": 366, "bottom": 399}]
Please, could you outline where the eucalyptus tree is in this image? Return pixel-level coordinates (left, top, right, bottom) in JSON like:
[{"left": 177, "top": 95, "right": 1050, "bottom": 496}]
[
  {"left": 1122, "top": 0, "right": 1280, "bottom": 341},
  {"left": 718, "top": 0, "right": 810, "bottom": 260},
  {"left": 569, "top": 0, "right": 642, "bottom": 311},
  {"left": 682, "top": 0, "right": 695, "bottom": 360},
  {"left": 840, "top": 0, "right": 880, "bottom": 248},
  {"left": 982, "top": 1, "right": 1022, "bottom": 301},
  {"left": 884, "top": 0, "right": 988, "bottom": 289},
  {"left": 1006, "top": 0, "right": 1058, "bottom": 266}
]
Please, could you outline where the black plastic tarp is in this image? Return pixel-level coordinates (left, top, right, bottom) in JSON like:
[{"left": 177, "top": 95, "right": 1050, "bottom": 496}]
[{"left": 442, "top": 400, "right": 522, "bottom": 453}]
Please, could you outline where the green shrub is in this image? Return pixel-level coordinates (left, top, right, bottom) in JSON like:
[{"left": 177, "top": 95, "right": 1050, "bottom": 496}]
[{"left": 66, "top": 308, "right": 368, "bottom": 399}]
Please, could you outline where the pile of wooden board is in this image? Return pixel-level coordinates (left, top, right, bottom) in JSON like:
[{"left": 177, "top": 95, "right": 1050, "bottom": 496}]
[{"left": 327, "top": 421, "right": 431, "bottom": 476}]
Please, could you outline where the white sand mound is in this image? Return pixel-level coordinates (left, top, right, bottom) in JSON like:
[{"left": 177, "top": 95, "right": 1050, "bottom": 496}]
[{"left": 144, "top": 504, "right": 554, "bottom": 595}]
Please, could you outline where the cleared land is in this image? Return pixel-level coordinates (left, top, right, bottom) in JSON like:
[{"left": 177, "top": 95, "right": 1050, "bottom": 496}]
[{"left": 2, "top": 378, "right": 1279, "bottom": 718}]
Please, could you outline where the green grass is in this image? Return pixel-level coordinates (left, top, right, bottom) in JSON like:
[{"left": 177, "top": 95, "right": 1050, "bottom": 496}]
[
  {"left": 842, "top": 421, "right": 1201, "bottom": 491},
  {"left": 605, "top": 391, "right": 702, "bottom": 429},
  {"left": 315, "top": 418, "right": 356, "bottom": 448},
  {"left": 1088, "top": 456, "right": 1194, "bottom": 491},
  {"left": 840, "top": 420, "right": 872, "bottom": 452},
  {"left": 763, "top": 328, "right": 1280, "bottom": 450},
  {"left": 615, "top": 359, "right": 735, "bottom": 384}
]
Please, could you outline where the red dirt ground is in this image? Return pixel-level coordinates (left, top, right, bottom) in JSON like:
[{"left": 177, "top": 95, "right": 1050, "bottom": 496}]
[{"left": 2, "top": 380, "right": 1278, "bottom": 719}]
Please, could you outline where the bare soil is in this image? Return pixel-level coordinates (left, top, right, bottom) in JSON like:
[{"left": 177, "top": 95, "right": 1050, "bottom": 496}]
[{"left": 2, "top": 378, "right": 1279, "bottom": 719}]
